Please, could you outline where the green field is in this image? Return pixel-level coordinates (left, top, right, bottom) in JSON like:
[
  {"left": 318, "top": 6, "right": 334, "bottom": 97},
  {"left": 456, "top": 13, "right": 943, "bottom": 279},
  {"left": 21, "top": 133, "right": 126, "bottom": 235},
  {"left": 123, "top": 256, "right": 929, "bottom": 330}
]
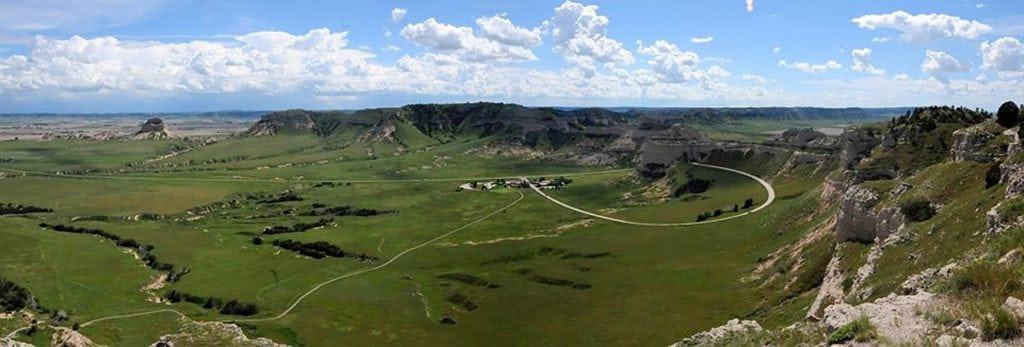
[{"left": 0, "top": 132, "right": 825, "bottom": 346}]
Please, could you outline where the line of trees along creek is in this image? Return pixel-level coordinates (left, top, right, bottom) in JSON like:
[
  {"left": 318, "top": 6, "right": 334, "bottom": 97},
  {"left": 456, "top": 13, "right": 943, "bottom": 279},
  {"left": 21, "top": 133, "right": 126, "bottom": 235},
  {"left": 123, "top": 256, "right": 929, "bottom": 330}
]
[{"left": 38, "top": 223, "right": 190, "bottom": 282}]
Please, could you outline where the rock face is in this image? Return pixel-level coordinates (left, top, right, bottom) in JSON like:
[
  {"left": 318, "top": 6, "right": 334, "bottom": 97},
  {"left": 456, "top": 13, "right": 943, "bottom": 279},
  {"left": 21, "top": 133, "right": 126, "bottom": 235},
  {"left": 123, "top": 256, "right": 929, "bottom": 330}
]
[
  {"left": 133, "top": 118, "right": 172, "bottom": 140},
  {"left": 670, "top": 319, "right": 762, "bottom": 346},
  {"left": 834, "top": 185, "right": 905, "bottom": 242}
]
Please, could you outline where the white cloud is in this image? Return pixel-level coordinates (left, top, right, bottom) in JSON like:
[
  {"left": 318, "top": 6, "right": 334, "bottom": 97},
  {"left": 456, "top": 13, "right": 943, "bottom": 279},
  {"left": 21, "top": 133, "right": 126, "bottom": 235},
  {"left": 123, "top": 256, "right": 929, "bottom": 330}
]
[
  {"left": 0, "top": 29, "right": 386, "bottom": 94},
  {"left": 381, "top": 45, "right": 401, "bottom": 52},
  {"left": 921, "top": 49, "right": 971, "bottom": 83},
  {"left": 635, "top": 39, "right": 729, "bottom": 88},
  {"left": 384, "top": 30, "right": 392, "bottom": 38},
  {"left": 778, "top": 59, "right": 842, "bottom": 73},
  {"left": 772, "top": 46, "right": 781, "bottom": 54},
  {"left": 400, "top": 18, "right": 537, "bottom": 62},
  {"left": 871, "top": 36, "right": 892, "bottom": 43},
  {"left": 690, "top": 36, "right": 714, "bottom": 44},
  {"left": 851, "top": 11, "right": 992, "bottom": 42},
  {"left": 746, "top": 0, "right": 754, "bottom": 12},
  {"left": 475, "top": 14, "right": 542, "bottom": 47},
  {"left": 545, "top": 1, "right": 634, "bottom": 72},
  {"left": 893, "top": 73, "right": 910, "bottom": 80},
  {"left": 741, "top": 73, "right": 766, "bottom": 84},
  {"left": 976, "top": 3, "right": 986, "bottom": 9},
  {"left": 851, "top": 48, "right": 884, "bottom": 74},
  {"left": 980, "top": 36, "right": 1024, "bottom": 72},
  {"left": 390, "top": 8, "right": 407, "bottom": 22}
]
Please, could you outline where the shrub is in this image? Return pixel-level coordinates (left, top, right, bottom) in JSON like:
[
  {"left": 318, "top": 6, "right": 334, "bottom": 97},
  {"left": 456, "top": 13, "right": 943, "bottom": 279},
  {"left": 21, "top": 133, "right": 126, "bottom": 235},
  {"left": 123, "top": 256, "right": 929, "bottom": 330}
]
[
  {"left": 997, "top": 197, "right": 1024, "bottom": 223},
  {"left": 979, "top": 307, "right": 1021, "bottom": 341},
  {"left": 742, "top": 198, "right": 755, "bottom": 209},
  {"left": 827, "top": 317, "right": 876, "bottom": 344},
  {"left": 673, "top": 178, "right": 712, "bottom": 196},
  {"left": 0, "top": 275, "right": 35, "bottom": 312},
  {"left": 946, "top": 262, "right": 1023, "bottom": 298},
  {"left": 986, "top": 162, "right": 1003, "bottom": 189},
  {"left": 996, "top": 101, "right": 1021, "bottom": 128},
  {"left": 899, "top": 199, "right": 936, "bottom": 222}
]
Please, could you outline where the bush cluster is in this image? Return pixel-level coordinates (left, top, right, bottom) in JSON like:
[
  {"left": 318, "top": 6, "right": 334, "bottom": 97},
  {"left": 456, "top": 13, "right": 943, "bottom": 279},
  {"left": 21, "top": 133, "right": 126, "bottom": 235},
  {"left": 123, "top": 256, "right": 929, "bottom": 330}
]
[
  {"left": 0, "top": 275, "right": 35, "bottom": 312},
  {"left": 899, "top": 199, "right": 936, "bottom": 222},
  {"left": 164, "top": 290, "right": 258, "bottom": 316},
  {"left": 0, "top": 203, "right": 52, "bottom": 216},
  {"left": 261, "top": 218, "right": 334, "bottom": 235},
  {"left": 270, "top": 239, "right": 378, "bottom": 262}
]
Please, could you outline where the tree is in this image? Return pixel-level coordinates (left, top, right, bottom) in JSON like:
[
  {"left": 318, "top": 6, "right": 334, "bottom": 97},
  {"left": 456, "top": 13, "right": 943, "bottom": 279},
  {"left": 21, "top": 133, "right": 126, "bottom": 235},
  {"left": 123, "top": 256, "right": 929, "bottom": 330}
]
[
  {"left": 996, "top": 101, "right": 1021, "bottom": 128},
  {"left": 742, "top": 198, "right": 754, "bottom": 209}
]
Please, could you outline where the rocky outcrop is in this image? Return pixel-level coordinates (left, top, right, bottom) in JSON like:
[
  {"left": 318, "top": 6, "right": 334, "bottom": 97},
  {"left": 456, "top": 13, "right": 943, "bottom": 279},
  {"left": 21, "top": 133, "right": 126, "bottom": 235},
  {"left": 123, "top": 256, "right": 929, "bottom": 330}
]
[
  {"left": 245, "top": 111, "right": 317, "bottom": 136},
  {"left": 834, "top": 185, "right": 905, "bottom": 243},
  {"left": 670, "top": 319, "right": 762, "bottom": 346},
  {"left": 152, "top": 319, "right": 286, "bottom": 347},
  {"left": 822, "top": 291, "right": 942, "bottom": 345},
  {"left": 52, "top": 328, "right": 96, "bottom": 347},
  {"left": 133, "top": 118, "right": 172, "bottom": 140},
  {"left": 950, "top": 121, "right": 1004, "bottom": 163},
  {"left": 839, "top": 129, "right": 880, "bottom": 170},
  {"left": 767, "top": 128, "right": 840, "bottom": 150}
]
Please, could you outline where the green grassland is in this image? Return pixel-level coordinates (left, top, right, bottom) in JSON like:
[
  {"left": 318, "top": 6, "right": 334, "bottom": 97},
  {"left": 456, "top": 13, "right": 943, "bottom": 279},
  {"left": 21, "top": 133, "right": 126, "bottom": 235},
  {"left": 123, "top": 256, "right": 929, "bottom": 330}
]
[{"left": 0, "top": 132, "right": 826, "bottom": 346}]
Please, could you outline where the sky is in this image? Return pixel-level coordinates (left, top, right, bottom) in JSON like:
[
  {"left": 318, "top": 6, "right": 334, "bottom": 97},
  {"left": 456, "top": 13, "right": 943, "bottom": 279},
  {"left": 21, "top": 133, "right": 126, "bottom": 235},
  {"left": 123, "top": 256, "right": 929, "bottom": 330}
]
[{"left": 0, "top": 0, "right": 1022, "bottom": 113}]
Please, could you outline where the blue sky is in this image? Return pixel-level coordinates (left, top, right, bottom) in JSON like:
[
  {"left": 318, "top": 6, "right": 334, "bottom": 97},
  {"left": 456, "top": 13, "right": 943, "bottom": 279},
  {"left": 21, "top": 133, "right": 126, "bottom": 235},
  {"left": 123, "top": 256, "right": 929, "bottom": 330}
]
[{"left": 0, "top": 0, "right": 1022, "bottom": 112}]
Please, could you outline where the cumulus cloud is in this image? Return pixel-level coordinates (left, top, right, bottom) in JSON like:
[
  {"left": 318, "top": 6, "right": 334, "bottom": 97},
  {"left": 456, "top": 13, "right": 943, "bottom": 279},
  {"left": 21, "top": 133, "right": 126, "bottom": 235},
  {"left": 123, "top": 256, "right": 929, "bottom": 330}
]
[
  {"left": 921, "top": 49, "right": 970, "bottom": 83},
  {"left": 381, "top": 45, "right": 401, "bottom": 52},
  {"left": 871, "top": 36, "right": 892, "bottom": 43},
  {"left": 0, "top": 28, "right": 385, "bottom": 94},
  {"left": 746, "top": 0, "right": 754, "bottom": 12},
  {"left": 851, "top": 11, "right": 992, "bottom": 42},
  {"left": 400, "top": 18, "right": 537, "bottom": 62},
  {"left": 690, "top": 36, "right": 714, "bottom": 44},
  {"left": 851, "top": 48, "right": 884, "bottom": 74},
  {"left": 636, "top": 39, "right": 729, "bottom": 87},
  {"left": 778, "top": 59, "right": 842, "bottom": 73},
  {"left": 980, "top": 36, "right": 1024, "bottom": 72},
  {"left": 893, "top": 73, "right": 910, "bottom": 80},
  {"left": 475, "top": 14, "right": 542, "bottom": 47},
  {"left": 772, "top": 46, "right": 781, "bottom": 54},
  {"left": 545, "top": 1, "right": 634, "bottom": 72},
  {"left": 390, "top": 8, "right": 407, "bottom": 22}
]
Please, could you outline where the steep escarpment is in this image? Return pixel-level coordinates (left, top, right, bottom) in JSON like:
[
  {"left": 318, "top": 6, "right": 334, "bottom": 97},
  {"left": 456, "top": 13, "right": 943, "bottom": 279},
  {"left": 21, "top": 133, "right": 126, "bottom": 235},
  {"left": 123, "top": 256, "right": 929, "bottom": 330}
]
[{"left": 675, "top": 102, "right": 1024, "bottom": 346}]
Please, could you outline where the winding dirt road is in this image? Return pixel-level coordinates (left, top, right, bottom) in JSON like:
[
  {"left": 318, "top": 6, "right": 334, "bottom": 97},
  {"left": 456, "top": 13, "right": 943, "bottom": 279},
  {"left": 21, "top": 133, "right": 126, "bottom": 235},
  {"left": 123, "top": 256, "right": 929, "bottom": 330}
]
[{"left": 527, "top": 163, "right": 775, "bottom": 227}]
